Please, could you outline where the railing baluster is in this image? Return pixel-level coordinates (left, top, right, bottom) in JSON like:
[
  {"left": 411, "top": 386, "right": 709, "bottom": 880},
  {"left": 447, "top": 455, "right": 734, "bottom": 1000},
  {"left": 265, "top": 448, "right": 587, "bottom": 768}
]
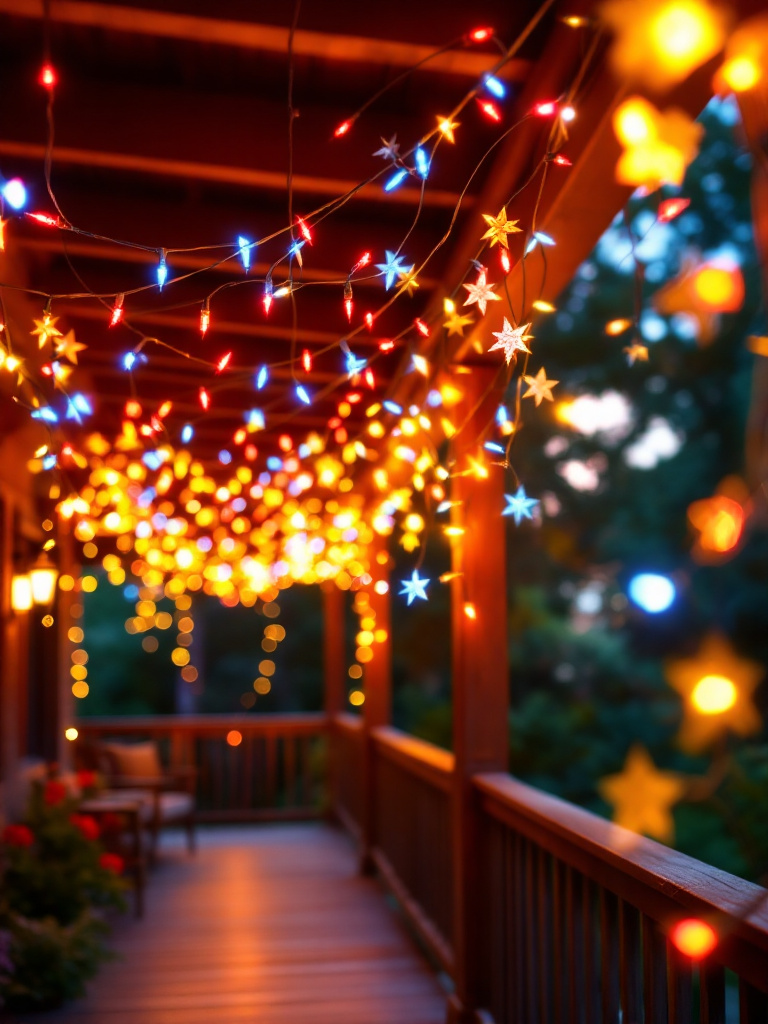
[
  {"left": 524, "top": 837, "right": 540, "bottom": 1023},
  {"left": 265, "top": 733, "right": 277, "bottom": 805},
  {"left": 599, "top": 888, "right": 620, "bottom": 1024},
  {"left": 567, "top": 869, "right": 586, "bottom": 1024},
  {"left": 284, "top": 733, "right": 297, "bottom": 806},
  {"left": 699, "top": 961, "right": 725, "bottom": 1024},
  {"left": 583, "top": 878, "right": 600, "bottom": 1023},
  {"left": 537, "top": 848, "right": 552, "bottom": 1024},
  {"left": 242, "top": 733, "right": 253, "bottom": 811},
  {"left": 512, "top": 830, "right": 526, "bottom": 1024},
  {"left": 642, "top": 914, "right": 668, "bottom": 1024},
  {"left": 619, "top": 899, "right": 642, "bottom": 1024},
  {"left": 667, "top": 940, "right": 694, "bottom": 1023},
  {"left": 552, "top": 857, "right": 564, "bottom": 1024},
  {"left": 738, "top": 979, "right": 768, "bottom": 1023}
]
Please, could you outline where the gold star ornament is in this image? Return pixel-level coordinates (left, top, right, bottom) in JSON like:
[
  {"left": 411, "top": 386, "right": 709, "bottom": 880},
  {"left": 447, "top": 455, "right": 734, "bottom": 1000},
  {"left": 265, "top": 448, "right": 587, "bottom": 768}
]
[
  {"left": 624, "top": 342, "right": 649, "bottom": 364},
  {"left": 443, "top": 312, "right": 474, "bottom": 337},
  {"left": 665, "top": 633, "right": 763, "bottom": 752},
  {"left": 599, "top": 745, "right": 685, "bottom": 843},
  {"left": 481, "top": 207, "right": 522, "bottom": 248},
  {"left": 436, "top": 117, "right": 459, "bottom": 143},
  {"left": 31, "top": 314, "right": 63, "bottom": 349},
  {"left": 522, "top": 367, "right": 558, "bottom": 406},
  {"left": 55, "top": 329, "right": 87, "bottom": 364},
  {"left": 396, "top": 269, "right": 420, "bottom": 296}
]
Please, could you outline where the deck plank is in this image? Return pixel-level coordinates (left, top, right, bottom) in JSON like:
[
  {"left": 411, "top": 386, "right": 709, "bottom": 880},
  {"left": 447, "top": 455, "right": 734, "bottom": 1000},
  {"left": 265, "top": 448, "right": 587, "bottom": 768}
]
[{"left": 11, "top": 824, "right": 447, "bottom": 1024}]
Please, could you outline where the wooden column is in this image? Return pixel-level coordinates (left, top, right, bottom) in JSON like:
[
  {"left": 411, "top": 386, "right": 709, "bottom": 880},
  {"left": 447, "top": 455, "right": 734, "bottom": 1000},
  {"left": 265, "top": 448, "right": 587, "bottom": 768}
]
[
  {"left": 447, "top": 366, "right": 509, "bottom": 1024},
  {"left": 737, "top": 66, "right": 768, "bottom": 492},
  {"left": 55, "top": 520, "right": 76, "bottom": 768},
  {"left": 323, "top": 582, "right": 346, "bottom": 816},
  {"left": 359, "top": 550, "right": 391, "bottom": 873}
]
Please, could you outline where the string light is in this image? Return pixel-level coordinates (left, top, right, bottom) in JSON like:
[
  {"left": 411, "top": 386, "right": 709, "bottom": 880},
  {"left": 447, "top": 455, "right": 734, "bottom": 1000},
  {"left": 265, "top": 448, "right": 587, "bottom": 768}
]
[
  {"left": 1, "top": 178, "right": 27, "bottom": 210},
  {"left": 200, "top": 303, "right": 210, "bottom": 337},
  {"left": 39, "top": 63, "right": 56, "bottom": 89},
  {"left": 110, "top": 294, "right": 124, "bottom": 327},
  {"left": 238, "top": 236, "right": 252, "bottom": 271},
  {"left": 156, "top": 249, "right": 168, "bottom": 291}
]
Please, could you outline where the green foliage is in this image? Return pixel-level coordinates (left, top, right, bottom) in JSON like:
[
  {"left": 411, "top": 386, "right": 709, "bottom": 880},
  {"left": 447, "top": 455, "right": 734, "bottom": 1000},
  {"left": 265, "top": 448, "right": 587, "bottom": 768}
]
[
  {"left": 0, "top": 775, "right": 126, "bottom": 1009},
  {"left": 1, "top": 911, "right": 112, "bottom": 1011}
]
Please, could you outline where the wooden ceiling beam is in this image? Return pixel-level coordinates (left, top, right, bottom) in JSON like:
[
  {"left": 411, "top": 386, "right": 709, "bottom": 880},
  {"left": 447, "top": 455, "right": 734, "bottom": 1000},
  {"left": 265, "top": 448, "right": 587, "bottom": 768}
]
[
  {"left": 0, "top": 0, "right": 531, "bottom": 79},
  {"left": 0, "top": 140, "right": 464, "bottom": 209}
]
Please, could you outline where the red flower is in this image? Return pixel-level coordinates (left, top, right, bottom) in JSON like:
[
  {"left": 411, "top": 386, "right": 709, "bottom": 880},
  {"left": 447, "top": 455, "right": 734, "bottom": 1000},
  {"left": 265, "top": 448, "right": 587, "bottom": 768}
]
[
  {"left": 2, "top": 824, "right": 34, "bottom": 847},
  {"left": 43, "top": 779, "right": 68, "bottom": 806},
  {"left": 99, "top": 852, "right": 124, "bottom": 874},
  {"left": 76, "top": 769, "right": 98, "bottom": 791},
  {"left": 70, "top": 813, "right": 100, "bottom": 841}
]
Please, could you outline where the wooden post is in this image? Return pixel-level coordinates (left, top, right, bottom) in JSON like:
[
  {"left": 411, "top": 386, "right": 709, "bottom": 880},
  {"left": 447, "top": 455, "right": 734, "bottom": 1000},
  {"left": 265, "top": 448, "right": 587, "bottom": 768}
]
[
  {"left": 54, "top": 519, "right": 76, "bottom": 768},
  {"left": 323, "top": 582, "right": 346, "bottom": 816},
  {"left": 737, "top": 70, "right": 768, "bottom": 492},
  {"left": 359, "top": 550, "right": 391, "bottom": 873},
  {"left": 447, "top": 365, "right": 509, "bottom": 1024}
]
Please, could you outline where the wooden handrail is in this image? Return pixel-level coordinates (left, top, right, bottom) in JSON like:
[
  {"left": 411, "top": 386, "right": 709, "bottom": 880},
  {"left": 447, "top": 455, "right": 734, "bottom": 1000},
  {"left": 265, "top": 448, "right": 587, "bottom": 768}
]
[
  {"left": 332, "top": 712, "right": 364, "bottom": 735},
  {"left": 475, "top": 771, "right": 768, "bottom": 990},
  {"left": 371, "top": 726, "right": 454, "bottom": 793},
  {"left": 76, "top": 712, "right": 327, "bottom": 737}
]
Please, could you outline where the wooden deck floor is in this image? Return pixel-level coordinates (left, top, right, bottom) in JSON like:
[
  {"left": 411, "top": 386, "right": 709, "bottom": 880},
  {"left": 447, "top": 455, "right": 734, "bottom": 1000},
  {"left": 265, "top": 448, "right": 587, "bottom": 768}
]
[{"left": 23, "top": 824, "right": 448, "bottom": 1024}]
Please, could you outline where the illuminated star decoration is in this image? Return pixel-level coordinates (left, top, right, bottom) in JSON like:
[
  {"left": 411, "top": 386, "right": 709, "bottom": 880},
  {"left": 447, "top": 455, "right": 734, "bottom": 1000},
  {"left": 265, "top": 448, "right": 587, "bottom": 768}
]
[
  {"left": 376, "top": 250, "right": 413, "bottom": 290},
  {"left": 463, "top": 270, "right": 501, "bottom": 316},
  {"left": 345, "top": 352, "right": 367, "bottom": 379},
  {"left": 31, "top": 315, "right": 62, "bottom": 349},
  {"left": 436, "top": 116, "right": 459, "bottom": 143},
  {"left": 665, "top": 633, "right": 763, "bottom": 752},
  {"left": 49, "top": 360, "right": 74, "bottom": 389},
  {"left": 599, "top": 745, "right": 685, "bottom": 843},
  {"left": 522, "top": 366, "right": 558, "bottom": 406},
  {"left": 397, "top": 268, "right": 420, "bottom": 296},
  {"left": 502, "top": 486, "right": 539, "bottom": 525},
  {"left": 488, "top": 318, "right": 532, "bottom": 364},
  {"left": 55, "top": 329, "right": 87, "bottom": 364},
  {"left": 481, "top": 206, "right": 522, "bottom": 248},
  {"left": 399, "top": 569, "right": 430, "bottom": 605},
  {"left": 373, "top": 135, "right": 400, "bottom": 161},
  {"left": 624, "top": 342, "right": 649, "bottom": 365},
  {"left": 443, "top": 311, "right": 474, "bottom": 337}
]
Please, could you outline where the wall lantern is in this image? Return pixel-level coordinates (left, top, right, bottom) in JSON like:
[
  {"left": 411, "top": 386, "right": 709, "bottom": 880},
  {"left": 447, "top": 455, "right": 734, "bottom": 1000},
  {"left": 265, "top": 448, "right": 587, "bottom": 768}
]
[
  {"left": 29, "top": 551, "right": 59, "bottom": 605},
  {"left": 12, "top": 552, "right": 59, "bottom": 612}
]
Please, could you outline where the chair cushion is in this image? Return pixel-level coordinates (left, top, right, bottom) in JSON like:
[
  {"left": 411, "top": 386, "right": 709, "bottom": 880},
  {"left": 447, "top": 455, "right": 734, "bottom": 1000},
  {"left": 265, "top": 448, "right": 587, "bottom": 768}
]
[
  {"left": 158, "top": 791, "right": 194, "bottom": 821},
  {"left": 101, "top": 741, "right": 163, "bottom": 779}
]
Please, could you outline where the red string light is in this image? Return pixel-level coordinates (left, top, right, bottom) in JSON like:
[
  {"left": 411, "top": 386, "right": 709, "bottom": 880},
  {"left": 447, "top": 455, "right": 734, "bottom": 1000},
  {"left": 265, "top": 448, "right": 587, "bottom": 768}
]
[
  {"left": 302, "top": 349, "right": 312, "bottom": 373},
  {"left": 39, "top": 63, "right": 56, "bottom": 89},
  {"left": 199, "top": 387, "right": 210, "bottom": 410},
  {"left": 216, "top": 352, "right": 232, "bottom": 373},
  {"left": 469, "top": 26, "right": 494, "bottom": 42},
  {"left": 477, "top": 99, "right": 502, "bottom": 122},
  {"left": 658, "top": 197, "right": 691, "bottom": 222},
  {"left": 414, "top": 318, "right": 430, "bottom": 337},
  {"left": 110, "top": 294, "right": 124, "bottom": 327}
]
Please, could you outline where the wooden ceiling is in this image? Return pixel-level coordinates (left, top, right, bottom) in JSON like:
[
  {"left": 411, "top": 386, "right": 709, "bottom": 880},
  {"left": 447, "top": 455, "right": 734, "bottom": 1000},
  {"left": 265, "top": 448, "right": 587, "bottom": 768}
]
[{"left": 0, "top": 0, "right": 718, "bottom": 465}]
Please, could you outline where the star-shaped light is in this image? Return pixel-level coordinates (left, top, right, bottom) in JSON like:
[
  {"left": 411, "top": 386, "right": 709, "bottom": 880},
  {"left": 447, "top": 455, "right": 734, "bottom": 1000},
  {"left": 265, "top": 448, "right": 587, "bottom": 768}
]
[
  {"left": 399, "top": 569, "right": 430, "bottom": 605},
  {"left": 522, "top": 366, "right": 558, "bottom": 406},
  {"left": 31, "top": 314, "right": 62, "bottom": 349},
  {"left": 373, "top": 135, "right": 400, "bottom": 161},
  {"left": 599, "top": 746, "right": 685, "bottom": 843},
  {"left": 437, "top": 116, "right": 459, "bottom": 143},
  {"left": 463, "top": 270, "right": 501, "bottom": 316},
  {"left": 49, "top": 360, "right": 74, "bottom": 389},
  {"left": 624, "top": 342, "right": 649, "bottom": 365},
  {"left": 376, "top": 250, "right": 413, "bottom": 290},
  {"left": 665, "top": 634, "right": 763, "bottom": 752},
  {"left": 502, "top": 486, "right": 539, "bottom": 525},
  {"left": 345, "top": 352, "right": 367, "bottom": 379},
  {"left": 397, "top": 268, "right": 420, "bottom": 296},
  {"left": 488, "top": 318, "right": 532, "bottom": 364},
  {"left": 443, "top": 311, "right": 474, "bottom": 337},
  {"left": 481, "top": 207, "right": 522, "bottom": 249},
  {"left": 55, "top": 329, "right": 87, "bottom": 364}
]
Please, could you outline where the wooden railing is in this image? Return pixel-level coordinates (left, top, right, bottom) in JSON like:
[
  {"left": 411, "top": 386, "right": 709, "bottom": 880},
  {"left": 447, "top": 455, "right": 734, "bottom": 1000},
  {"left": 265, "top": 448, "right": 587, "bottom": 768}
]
[
  {"left": 473, "top": 772, "right": 768, "bottom": 1024},
  {"left": 331, "top": 712, "right": 365, "bottom": 837},
  {"left": 76, "top": 713, "right": 327, "bottom": 822},
  {"left": 371, "top": 726, "right": 455, "bottom": 973}
]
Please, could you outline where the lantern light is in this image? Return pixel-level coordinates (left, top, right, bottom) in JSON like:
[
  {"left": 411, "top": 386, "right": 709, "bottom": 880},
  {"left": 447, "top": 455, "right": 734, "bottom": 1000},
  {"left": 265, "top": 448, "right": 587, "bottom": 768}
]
[
  {"left": 29, "top": 551, "right": 58, "bottom": 605},
  {"left": 11, "top": 575, "right": 33, "bottom": 612}
]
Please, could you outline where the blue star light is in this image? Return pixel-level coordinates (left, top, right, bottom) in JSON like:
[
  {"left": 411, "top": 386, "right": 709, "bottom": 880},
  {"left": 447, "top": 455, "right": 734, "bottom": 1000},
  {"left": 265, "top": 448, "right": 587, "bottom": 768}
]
[
  {"left": 399, "top": 570, "right": 430, "bottom": 606},
  {"left": 345, "top": 352, "right": 367, "bottom": 378},
  {"left": 503, "top": 486, "right": 539, "bottom": 525},
  {"left": 376, "top": 250, "right": 413, "bottom": 290}
]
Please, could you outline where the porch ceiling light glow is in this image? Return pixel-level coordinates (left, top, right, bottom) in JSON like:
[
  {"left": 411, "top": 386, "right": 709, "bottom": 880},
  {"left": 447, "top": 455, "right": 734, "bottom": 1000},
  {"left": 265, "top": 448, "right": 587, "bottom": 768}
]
[{"left": 11, "top": 574, "right": 33, "bottom": 613}]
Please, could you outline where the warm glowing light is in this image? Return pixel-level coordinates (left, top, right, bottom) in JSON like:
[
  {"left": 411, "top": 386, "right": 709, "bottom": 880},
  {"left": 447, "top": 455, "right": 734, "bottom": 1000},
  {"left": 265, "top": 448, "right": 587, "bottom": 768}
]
[
  {"left": 349, "top": 689, "right": 365, "bottom": 706},
  {"left": 39, "top": 63, "right": 57, "bottom": 89},
  {"left": 65, "top": 727, "right": 79, "bottom": 741},
  {"left": 614, "top": 98, "right": 655, "bottom": 147},
  {"left": 110, "top": 295, "right": 124, "bottom": 327},
  {"left": 658, "top": 197, "right": 690, "bottom": 222},
  {"left": 469, "top": 26, "right": 494, "bottom": 42},
  {"left": 691, "top": 264, "right": 744, "bottom": 313},
  {"left": 226, "top": 730, "right": 243, "bottom": 747},
  {"left": 670, "top": 919, "right": 718, "bottom": 959},
  {"left": 605, "top": 318, "right": 633, "bottom": 336},
  {"left": 334, "top": 119, "right": 353, "bottom": 137},
  {"left": 200, "top": 306, "right": 210, "bottom": 336},
  {"left": 720, "top": 54, "right": 760, "bottom": 92},
  {"left": 11, "top": 575, "right": 32, "bottom": 612},
  {"left": 691, "top": 674, "right": 737, "bottom": 715},
  {"left": 463, "top": 602, "right": 477, "bottom": 620}
]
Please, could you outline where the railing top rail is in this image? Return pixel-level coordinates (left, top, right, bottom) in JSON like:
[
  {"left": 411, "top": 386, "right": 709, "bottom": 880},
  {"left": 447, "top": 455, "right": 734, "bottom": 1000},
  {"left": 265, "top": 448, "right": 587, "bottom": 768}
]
[
  {"left": 75, "top": 712, "right": 328, "bottom": 736},
  {"left": 372, "top": 725, "right": 454, "bottom": 792},
  {"left": 333, "top": 712, "right": 364, "bottom": 735},
  {"left": 476, "top": 771, "right": 768, "bottom": 960}
]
